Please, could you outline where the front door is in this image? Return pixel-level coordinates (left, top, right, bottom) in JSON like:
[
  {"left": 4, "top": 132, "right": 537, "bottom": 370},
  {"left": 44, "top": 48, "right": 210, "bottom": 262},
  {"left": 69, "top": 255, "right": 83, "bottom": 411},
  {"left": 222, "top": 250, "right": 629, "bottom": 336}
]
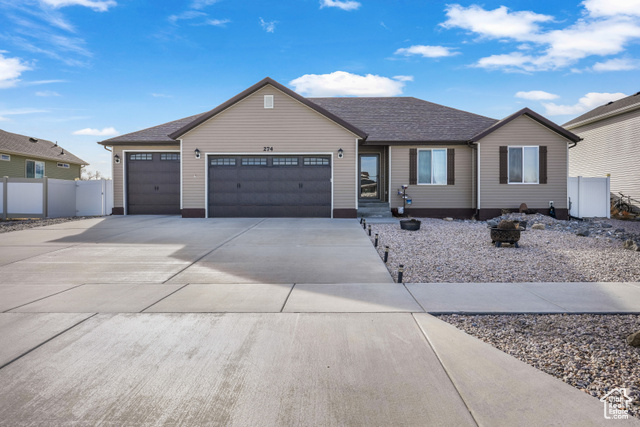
[{"left": 359, "top": 154, "right": 379, "bottom": 199}]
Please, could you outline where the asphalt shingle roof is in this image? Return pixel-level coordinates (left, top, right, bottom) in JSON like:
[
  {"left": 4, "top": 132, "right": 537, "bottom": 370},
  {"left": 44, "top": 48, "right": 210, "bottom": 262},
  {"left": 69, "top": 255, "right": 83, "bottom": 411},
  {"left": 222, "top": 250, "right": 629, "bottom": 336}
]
[
  {"left": 0, "top": 129, "right": 87, "bottom": 165},
  {"left": 563, "top": 91, "right": 640, "bottom": 128},
  {"left": 100, "top": 96, "right": 499, "bottom": 145},
  {"left": 102, "top": 113, "right": 207, "bottom": 144},
  {"left": 309, "top": 97, "right": 498, "bottom": 142}
]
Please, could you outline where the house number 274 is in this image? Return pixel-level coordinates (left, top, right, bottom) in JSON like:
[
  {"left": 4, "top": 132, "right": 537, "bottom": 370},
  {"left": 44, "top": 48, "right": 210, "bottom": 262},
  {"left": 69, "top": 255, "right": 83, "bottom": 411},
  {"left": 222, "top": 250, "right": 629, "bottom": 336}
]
[{"left": 263, "top": 146, "right": 274, "bottom": 151}]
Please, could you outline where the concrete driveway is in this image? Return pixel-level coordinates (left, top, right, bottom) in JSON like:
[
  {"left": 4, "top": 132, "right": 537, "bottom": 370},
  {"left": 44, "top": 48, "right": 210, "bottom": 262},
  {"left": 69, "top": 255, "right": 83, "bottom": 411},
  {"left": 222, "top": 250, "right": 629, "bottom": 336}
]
[{"left": 0, "top": 216, "right": 635, "bottom": 426}]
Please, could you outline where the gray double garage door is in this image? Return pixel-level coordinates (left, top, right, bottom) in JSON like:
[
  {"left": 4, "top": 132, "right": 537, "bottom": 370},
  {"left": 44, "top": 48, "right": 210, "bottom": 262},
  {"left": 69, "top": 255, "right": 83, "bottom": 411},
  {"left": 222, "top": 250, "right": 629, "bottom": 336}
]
[
  {"left": 208, "top": 155, "right": 331, "bottom": 218},
  {"left": 126, "top": 152, "right": 331, "bottom": 217}
]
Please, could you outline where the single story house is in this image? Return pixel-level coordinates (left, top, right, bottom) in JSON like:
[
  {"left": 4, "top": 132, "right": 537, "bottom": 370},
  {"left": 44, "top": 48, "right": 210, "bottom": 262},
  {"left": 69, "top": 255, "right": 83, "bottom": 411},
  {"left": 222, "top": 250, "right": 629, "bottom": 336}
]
[
  {"left": 564, "top": 91, "right": 640, "bottom": 210},
  {"left": 0, "top": 129, "right": 87, "bottom": 180},
  {"left": 98, "top": 77, "right": 579, "bottom": 220}
]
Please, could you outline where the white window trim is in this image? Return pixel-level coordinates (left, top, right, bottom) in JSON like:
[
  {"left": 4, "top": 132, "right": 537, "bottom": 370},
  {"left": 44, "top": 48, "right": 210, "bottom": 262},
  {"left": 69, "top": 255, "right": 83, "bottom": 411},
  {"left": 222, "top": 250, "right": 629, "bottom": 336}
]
[
  {"left": 25, "top": 159, "right": 45, "bottom": 178},
  {"left": 1, "top": 153, "right": 10, "bottom": 161},
  {"left": 264, "top": 95, "right": 274, "bottom": 109},
  {"left": 507, "top": 145, "right": 539, "bottom": 185},
  {"left": 417, "top": 148, "right": 447, "bottom": 185}
]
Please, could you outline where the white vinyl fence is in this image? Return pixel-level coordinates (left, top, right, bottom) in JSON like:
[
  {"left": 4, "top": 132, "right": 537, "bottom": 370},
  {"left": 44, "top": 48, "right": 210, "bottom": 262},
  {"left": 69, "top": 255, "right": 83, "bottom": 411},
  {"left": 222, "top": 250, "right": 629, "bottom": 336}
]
[
  {"left": 1, "top": 177, "right": 113, "bottom": 219},
  {"left": 568, "top": 176, "right": 610, "bottom": 219}
]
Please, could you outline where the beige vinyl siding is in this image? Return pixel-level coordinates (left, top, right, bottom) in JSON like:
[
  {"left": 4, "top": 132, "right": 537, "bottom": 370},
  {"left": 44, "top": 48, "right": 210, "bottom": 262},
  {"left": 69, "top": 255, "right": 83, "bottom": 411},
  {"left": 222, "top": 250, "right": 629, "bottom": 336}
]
[
  {"left": 479, "top": 115, "right": 568, "bottom": 209},
  {"left": 181, "top": 85, "right": 358, "bottom": 210},
  {"left": 389, "top": 145, "right": 474, "bottom": 209},
  {"left": 0, "top": 153, "right": 81, "bottom": 180},
  {"left": 569, "top": 107, "right": 640, "bottom": 206},
  {"left": 111, "top": 145, "right": 180, "bottom": 209}
]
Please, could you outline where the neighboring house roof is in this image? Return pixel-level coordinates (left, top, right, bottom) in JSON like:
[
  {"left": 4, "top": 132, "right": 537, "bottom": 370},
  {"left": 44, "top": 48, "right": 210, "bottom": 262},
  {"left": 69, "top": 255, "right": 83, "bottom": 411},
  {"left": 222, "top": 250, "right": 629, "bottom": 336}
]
[
  {"left": 167, "top": 77, "right": 368, "bottom": 140},
  {"left": 0, "top": 129, "right": 87, "bottom": 165},
  {"left": 564, "top": 91, "right": 640, "bottom": 129},
  {"left": 310, "top": 97, "right": 498, "bottom": 143},
  {"left": 470, "top": 108, "right": 581, "bottom": 143}
]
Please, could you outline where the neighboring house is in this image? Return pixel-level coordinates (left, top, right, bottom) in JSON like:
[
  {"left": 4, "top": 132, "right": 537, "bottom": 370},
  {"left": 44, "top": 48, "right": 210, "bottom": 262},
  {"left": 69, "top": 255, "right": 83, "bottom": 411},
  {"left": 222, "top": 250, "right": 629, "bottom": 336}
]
[
  {"left": 564, "top": 92, "right": 640, "bottom": 210},
  {"left": 0, "top": 129, "right": 87, "bottom": 180},
  {"left": 98, "top": 77, "right": 579, "bottom": 220}
]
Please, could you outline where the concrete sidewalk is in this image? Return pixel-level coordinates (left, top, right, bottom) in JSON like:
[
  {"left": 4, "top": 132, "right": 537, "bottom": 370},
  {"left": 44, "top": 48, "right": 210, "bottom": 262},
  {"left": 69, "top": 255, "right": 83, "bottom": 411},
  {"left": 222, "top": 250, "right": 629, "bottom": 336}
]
[{"left": 1, "top": 217, "right": 639, "bottom": 425}]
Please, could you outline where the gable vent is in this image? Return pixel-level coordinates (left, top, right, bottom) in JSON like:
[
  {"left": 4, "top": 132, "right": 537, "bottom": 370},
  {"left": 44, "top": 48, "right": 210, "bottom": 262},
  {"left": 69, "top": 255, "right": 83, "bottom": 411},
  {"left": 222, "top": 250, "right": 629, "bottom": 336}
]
[{"left": 264, "top": 95, "right": 274, "bottom": 109}]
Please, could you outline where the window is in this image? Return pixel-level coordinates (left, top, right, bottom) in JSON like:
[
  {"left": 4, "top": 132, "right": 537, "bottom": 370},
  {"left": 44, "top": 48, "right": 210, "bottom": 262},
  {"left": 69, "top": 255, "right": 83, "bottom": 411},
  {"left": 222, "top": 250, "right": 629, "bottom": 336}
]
[
  {"left": 1, "top": 153, "right": 10, "bottom": 161},
  {"left": 303, "top": 157, "right": 330, "bottom": 166},
  {"left": 417, "top": 149, "right": 447, "bottom": 185},
  {"left": 26, "top": 160, "right": 45, "bottom": 178},
  {"left": 130, "top": 153, "right": 152, "bottom": 160},
  {"left": 272, "top": 157, "right": 298, "bottom": 166},
  {"left": 57, "top": 162, "right": 70, "bottom": 168},
  {"left": 508, "top": 146, "right": 539, "bottom": 184},
  {"left": 241, "top": 158, "right": 267, "bottom": 166},
  {"left": 210, "top": 158, "right": 236, "bottom": 166},
  {"left": 264, "top": 95, "right": 274, "bottom": 109},
  {"left": 160, "top": 153, "right": 180, "bottom": 161}
]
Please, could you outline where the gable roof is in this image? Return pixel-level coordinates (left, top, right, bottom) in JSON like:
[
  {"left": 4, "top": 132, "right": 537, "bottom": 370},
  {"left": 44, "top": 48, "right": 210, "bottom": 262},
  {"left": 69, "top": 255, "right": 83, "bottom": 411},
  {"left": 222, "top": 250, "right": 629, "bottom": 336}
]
[
  {"left": 168, "top": 77, "right": 368, "bottom": 140},
  {"left": 470, "top": 107, "right": 581, "bottom": 143},
  {"left": 310, "top": 97, "right": 498, "bottom": 143},
  {"left": 0, "top": 129, "right": 87, "bottom": 165},
  {"left": 564, "top": 91, "right": 640, "bottom": 129}
]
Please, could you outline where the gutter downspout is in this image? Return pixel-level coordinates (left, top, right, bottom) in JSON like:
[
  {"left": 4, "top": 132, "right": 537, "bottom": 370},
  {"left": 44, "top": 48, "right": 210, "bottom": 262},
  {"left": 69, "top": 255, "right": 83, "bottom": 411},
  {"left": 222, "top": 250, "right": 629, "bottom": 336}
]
[
  {"left": 467, "top": 140, "right": 480, "bottom": 219},
  {"left": 568, "top": 138, "right": 582, "bottom": 149}
]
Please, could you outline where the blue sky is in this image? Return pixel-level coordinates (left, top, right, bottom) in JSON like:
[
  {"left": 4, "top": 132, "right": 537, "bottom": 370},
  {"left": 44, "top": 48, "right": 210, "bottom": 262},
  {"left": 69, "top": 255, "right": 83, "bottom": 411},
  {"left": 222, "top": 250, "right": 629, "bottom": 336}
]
[{"left": 1, "top": 0, "right": 639, "bottom": 178}]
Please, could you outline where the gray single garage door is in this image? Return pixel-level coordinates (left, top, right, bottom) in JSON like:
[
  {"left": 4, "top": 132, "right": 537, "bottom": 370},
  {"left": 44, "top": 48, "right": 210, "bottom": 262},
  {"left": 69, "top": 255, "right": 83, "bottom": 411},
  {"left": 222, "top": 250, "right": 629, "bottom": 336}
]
[
  {"left": 127, "top": 152, "right": 180, "bottom": 215},
  {"left": 208, "top": 155, "right": 331, "bottom": 217}
]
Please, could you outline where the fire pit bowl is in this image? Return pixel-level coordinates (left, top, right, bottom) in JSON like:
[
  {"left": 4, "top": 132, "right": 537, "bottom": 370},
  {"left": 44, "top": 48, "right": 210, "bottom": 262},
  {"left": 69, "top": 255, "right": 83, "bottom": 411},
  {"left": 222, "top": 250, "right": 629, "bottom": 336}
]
[{"left": 400, "top": 219, "right": 421, "bottom": 231}]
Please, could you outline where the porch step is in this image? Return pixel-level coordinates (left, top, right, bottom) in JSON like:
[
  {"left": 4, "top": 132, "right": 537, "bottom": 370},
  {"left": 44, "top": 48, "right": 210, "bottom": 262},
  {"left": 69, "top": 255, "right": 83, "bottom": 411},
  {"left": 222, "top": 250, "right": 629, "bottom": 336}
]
[{"left": 357, "top": 202, "right": 393, "bottom": 218}]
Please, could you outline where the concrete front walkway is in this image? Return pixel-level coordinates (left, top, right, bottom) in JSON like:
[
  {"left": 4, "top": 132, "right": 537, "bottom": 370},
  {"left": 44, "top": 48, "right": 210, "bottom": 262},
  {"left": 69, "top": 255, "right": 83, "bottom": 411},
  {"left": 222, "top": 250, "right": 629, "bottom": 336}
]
[{"left": 0, "top": 217, "right": 639, "bottom": 426}]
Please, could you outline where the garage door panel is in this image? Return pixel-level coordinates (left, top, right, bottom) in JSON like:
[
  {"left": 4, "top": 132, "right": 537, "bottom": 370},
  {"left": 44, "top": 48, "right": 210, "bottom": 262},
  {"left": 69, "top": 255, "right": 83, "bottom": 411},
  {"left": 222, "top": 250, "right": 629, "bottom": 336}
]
[
  {"left": 208, "top": 155, "right": 331, "bottom": 218},
  {"left": 127, "top": 153, "right": 180, "bottom": 215}
]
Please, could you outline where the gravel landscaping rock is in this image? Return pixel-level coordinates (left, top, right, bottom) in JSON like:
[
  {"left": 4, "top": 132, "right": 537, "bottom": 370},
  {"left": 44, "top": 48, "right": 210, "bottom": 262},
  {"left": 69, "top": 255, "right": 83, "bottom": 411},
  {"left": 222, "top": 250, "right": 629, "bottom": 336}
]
[
  {"left": 0, "top": 217, "right": 94, "bottom": 233},
  {"left": 367, "top": 214, "right": 640, "bottom": 283},
  {"left": 438, "top": 314, "right": 640, "bottom": 419}
]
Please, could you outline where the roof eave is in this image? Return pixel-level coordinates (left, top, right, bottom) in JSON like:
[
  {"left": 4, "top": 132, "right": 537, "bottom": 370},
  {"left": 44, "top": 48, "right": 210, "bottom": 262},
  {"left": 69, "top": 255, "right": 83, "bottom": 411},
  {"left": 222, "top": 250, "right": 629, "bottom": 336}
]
[
  {"left": 564, "top": 101, "right": 640, "bottom": 130},
  {"left": 167, "top": 77, "right": 368, "bottom": 140},
  {"left": 97, "top": 140, "right": 179, "bottom": 146},
  {"left": 363, "top": 140, "right": 470, "bottom": 146}
]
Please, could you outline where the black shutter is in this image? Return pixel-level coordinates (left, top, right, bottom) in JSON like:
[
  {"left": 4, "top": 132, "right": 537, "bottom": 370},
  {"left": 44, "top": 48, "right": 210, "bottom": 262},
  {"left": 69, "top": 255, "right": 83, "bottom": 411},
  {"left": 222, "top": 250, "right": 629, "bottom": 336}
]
[
  {"left": 409, "top": 148, "right": 417, "bottom": 185},
  {"left": 447, "top": 148, "right": 455, "bottom": 185},
  {"left": 499, "top": 146, "right": 508, "bottom": 184},
  {"left": 539, "top": 146, "right": 547, "bottom": 184}
]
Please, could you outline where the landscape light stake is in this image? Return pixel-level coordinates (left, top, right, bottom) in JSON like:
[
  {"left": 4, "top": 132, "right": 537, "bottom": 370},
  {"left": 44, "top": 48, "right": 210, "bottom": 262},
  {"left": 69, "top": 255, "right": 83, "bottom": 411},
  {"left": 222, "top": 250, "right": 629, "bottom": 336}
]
[
  {"left": 368, "top": 224, "right": 372, "bottom": 236},
  {"left": 384, "top": 246, "right": 389, "bottom": 263},
  {"left": 374, "top": 233, "right": 379, "bottom": 247},
  {"left": 360, "top": 217, "right": 363, "bottom": 224},
  {"left": 397, "top": 264, "right": 404, "bottom": 283},
  {"left": 362, "top": 219, "right": 366, "bottom": 230}
]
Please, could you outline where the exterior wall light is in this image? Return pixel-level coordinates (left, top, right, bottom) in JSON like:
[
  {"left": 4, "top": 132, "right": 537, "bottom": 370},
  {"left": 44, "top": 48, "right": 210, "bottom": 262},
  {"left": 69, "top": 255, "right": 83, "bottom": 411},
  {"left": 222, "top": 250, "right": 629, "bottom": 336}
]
[
  {"left": 114, "top": 154, "right": 120, "bottom": 164},
  {"left": 338, "top": 148, "right": 344, "bottom": 159},
  {"left": 195, "top": 148, "right": 201, "bottom": 159}
]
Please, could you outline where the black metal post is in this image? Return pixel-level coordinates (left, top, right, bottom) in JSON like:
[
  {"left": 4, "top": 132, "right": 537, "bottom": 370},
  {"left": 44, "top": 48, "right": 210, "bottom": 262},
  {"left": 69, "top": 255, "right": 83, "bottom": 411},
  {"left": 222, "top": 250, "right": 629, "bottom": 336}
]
[
  {"left": 384, "top": 246, "right": 389, "bottom": 263},
  {"left": 368, "top": 224, "right": 372, "bottom": 236},
  {"left": 374, "top": 233, "right": 378, "bottom": 247},
  {"left": 362, "top": 219, "right": 366, "bottom": 230},
  {"left": 360, "top": 217, "right": 363, "bottom": 224},
  {"left": 397, "top": 264, "right": 404, "bottom": 283}
]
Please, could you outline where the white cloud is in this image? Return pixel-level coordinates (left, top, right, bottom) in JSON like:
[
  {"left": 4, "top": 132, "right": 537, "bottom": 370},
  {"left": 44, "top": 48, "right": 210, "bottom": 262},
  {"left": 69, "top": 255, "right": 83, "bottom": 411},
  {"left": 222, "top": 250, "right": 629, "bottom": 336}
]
[
  {"left": 319, "top": 0, "right": 360, "bottom": 11},
  {"left": 169, "top": 11, "right": 207, "bottom": 23},
  {"left": 39, "top": 0, "right": 117, "bottom": 12},
  {"left": 72, "top": 127, "right": 118, "bottom": 136},
  {"left": 151, "top": 93, "right": 172, "bottom": 98},
  {"left": 542, "top": 92, "right": 627, "bottom": 116},
  {"left": 441, "top": 5, "right": 552, "bottom": 41},
  {"left": 0, "top": 53, "right": 31, "bottom": 88},
  {"left": 35, "top": 90, "right": 61, "bottom": 96},
  {"left": 442, "top": 3, "right": 640, "bottom": 73},
  {"left": 260, "top": 18, "right": 277, "bottom": 33},
  {"left": 0, "top": 107, "right": 48, "bottom": 121},
  {"left": 592, "top": 57, "right": 640, "bottom": 72},
  {"left": 582, "top": 0, "right": 640, "bottom": 17},
  {"left": 190, "top": 0, "right": 219, "bottom": 9},
  {"left": 205, "top": 18, "right": 229, "bottom": 26},
  {"left": 289, "top": 71, "right": 411, "bottom": 97},
  {"left": 394, "top": 45, "right": 460, "bottom": 58},
  {"left": 515, "top": 90, "right": 559, "bottom": 101},
  {"left": 25, "top": 79, "right": 68, "bottom": 85}
]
